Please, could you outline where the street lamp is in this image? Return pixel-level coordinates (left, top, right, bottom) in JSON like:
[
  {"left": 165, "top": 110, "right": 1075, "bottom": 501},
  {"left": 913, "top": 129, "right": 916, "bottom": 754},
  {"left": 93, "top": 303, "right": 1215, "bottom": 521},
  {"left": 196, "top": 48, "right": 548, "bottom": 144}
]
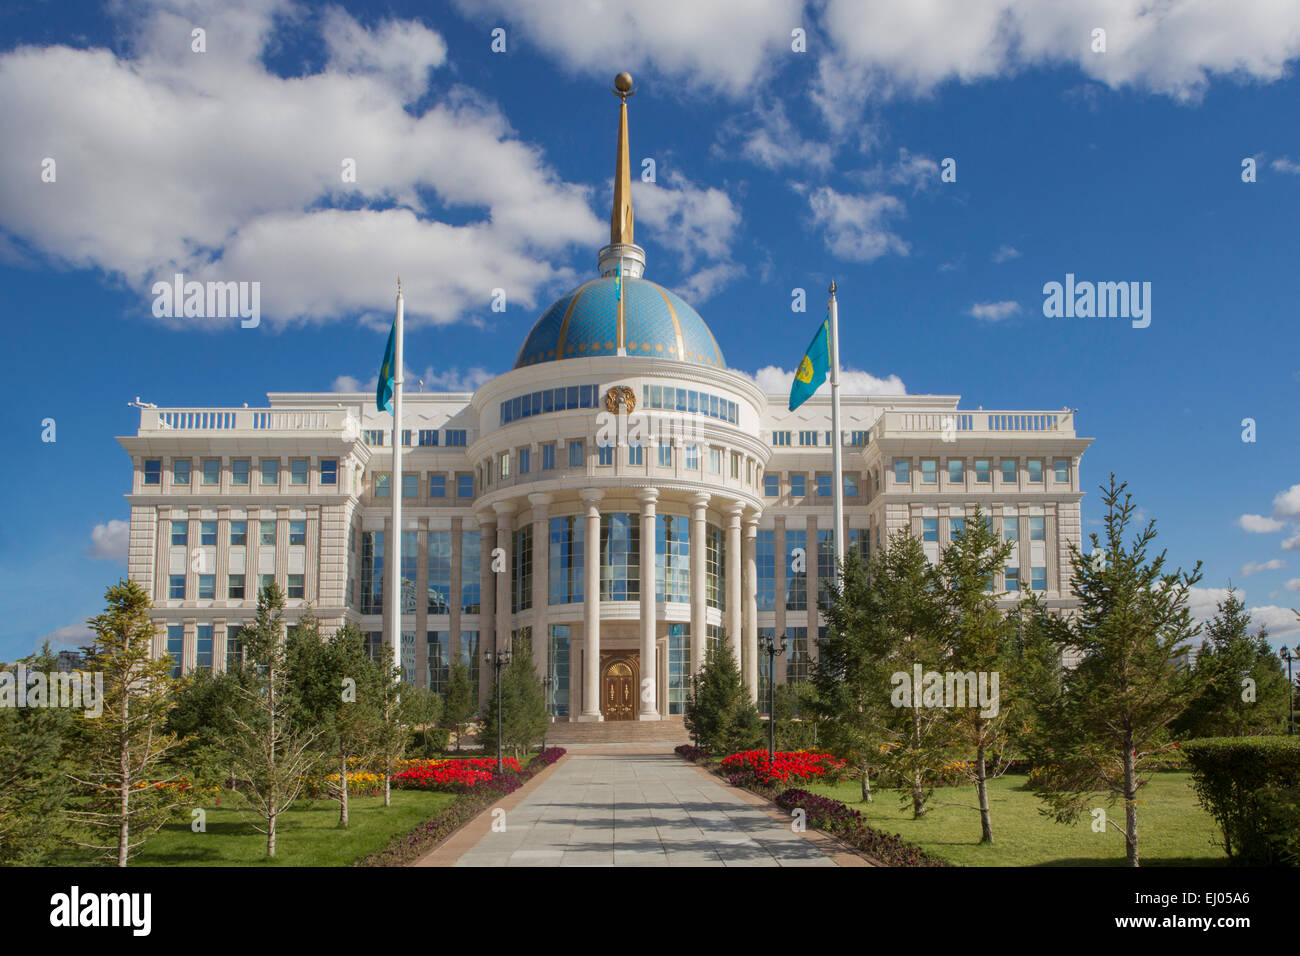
[
  {"left": 485, "top": 648, "right": 513, "bottom": 774},
  {"left": 759, "top": 633, "right": 787, "bottom": 762},
  {"left": 1281, "top": 646, "right": 1299, "bottom": 735},
  {"left": 541, "top": 674, "right": 554, "bottom": 753}
]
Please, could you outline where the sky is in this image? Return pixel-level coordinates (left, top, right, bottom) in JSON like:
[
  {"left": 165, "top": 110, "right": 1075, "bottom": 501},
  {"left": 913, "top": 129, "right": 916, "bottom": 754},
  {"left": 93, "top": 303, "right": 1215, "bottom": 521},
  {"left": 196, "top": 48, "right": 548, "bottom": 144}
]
[{"left": 1, "top": 0, "right": 1298, "bottom": 661}]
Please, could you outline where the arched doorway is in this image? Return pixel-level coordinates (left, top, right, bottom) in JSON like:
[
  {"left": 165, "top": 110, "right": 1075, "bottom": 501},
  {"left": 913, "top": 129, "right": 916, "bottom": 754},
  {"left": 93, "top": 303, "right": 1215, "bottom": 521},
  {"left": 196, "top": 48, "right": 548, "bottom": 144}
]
[{"left": 600, "top": 654, "right": 638, "bottom": 721}]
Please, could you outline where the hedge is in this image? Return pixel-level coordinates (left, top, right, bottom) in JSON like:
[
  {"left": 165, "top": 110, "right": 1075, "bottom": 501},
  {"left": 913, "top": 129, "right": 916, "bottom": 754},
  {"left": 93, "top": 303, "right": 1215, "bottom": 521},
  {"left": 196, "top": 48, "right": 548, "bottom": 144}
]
[{"left": 1181, "top": 736, "right": 1300, "bottom": 866}]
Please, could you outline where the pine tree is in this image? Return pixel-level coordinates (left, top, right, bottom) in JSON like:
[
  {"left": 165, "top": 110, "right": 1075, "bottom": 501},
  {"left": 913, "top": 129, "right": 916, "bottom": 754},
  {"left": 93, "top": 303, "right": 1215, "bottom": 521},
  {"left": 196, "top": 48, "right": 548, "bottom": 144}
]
[
  {"left": 1032, "top": 476, "right": 1205, "bottom": 867},
  {"left": 684, "top": 639, "right": 761, "bottom": 756},
  {"left": 65, "top": 580, "right": 182, "bottom": 867},
  {"left": 481, "top": 648, "right": 547, "bottom": 762},
  {"left": 441, "top": 658, "right": 475, "bottom": 752}
]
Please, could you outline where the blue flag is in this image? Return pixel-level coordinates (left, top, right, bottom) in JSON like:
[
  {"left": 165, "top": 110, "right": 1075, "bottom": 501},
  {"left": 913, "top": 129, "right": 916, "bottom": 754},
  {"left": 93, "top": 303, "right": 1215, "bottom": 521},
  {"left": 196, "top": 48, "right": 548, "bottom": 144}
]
[
  {"left": 615, "top": 259, "right": 622, "bottom": 301},
  {"left": 376, "top": 321, "right": 396, "bottom": 412},
  {"left": 788, "top": 319, "right": 830, "bottom": 411}
]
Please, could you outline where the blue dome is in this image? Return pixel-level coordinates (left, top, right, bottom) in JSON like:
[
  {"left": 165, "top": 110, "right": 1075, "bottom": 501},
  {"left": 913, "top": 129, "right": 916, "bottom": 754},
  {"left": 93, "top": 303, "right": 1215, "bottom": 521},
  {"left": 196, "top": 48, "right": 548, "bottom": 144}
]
[{"left": 513, "top": 276, "right": 725, "bottom": 369}]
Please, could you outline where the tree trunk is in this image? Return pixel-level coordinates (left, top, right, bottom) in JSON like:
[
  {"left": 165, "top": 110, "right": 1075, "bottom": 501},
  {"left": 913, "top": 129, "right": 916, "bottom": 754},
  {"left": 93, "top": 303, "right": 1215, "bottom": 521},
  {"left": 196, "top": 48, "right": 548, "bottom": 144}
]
[
  {"left": 339, "top": 751, "right": 349, "bottom": 827},
  {"left": 1123, "top": 736, "right": 1139, "bottom": 867},
  {"left": 384, "top": 772, "right": 391, "bottom": 807},
  {"left": 911, "top": 709, "right": 926, "bottom": 818},
  {"left": 267, "top": 800, "right": 277, "bottom": 858},
  {"left": 860, "top": 760, "right": 872, "bottom": 803},
  {"left": 976, "top": 739, "right": 993, "bottom": 844},
  {"left": 118, "top": 701, "right": 130, "bottom": 867}
]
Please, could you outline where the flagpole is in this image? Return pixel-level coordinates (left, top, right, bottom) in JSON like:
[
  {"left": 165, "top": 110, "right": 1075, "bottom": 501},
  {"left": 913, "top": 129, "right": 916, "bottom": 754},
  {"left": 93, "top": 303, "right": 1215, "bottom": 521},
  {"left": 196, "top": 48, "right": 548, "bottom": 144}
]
[
  {"left": 829, "top": 281, "right": 845, "bottom": 584},
  {"left": 389, "top": 279, "right": 404, "bottom": 678}
]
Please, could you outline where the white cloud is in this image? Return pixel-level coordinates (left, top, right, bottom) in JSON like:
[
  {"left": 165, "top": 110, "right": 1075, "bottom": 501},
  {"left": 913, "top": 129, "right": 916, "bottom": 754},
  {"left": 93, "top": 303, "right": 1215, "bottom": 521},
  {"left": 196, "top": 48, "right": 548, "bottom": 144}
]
[
  {"left": 1242, "top": 558, "right": 1286, "bottom": 576},
  {"left": 631, "top": 171, "right": 741, "bottom": 271},
  {"left": 721, "top": 101, "right": 835, "bottom": 172},
  {"left": 677, "top": 262, "right": 747, "bottom": 303},
  {"left": 801, "top": 185, "right": 909, "bottom": 262},
  {"left": 0, "top": 0, "right": 601, "bottom": 329},
  {"left": 1185, "top": 586, "right": 1234, "bottom": 625},
  {"left": 852, "top": 148, "right": 941, "bottom": 192},
  {"left": 1238, "top": 513, "right": 1285, "bottom": 533},
  {"left": 991, "top": 244, "right": 1022, "bottom": 263},
  {"left": 87, "top": 520, "right": 129, "bottom": 562},
  {"left": 332, "top": 365, "right": 496, "bottom": 395},
  {"left": 969, "top": 300, "right": 1021, "bottom": 322},
  {"left": 1271, "top": 157, "right": 1300, "bottom": 174},
  {"left": 747, "top": 365, "right": 906, "bottom": 396},
  {"left": 1283, "top": 534, "right": 1300, "bottom": 552},
  {"left": 1272, "top": 483, "right": 1300, "bottom": 518},
  {"left": 1247, "top": 605, "right": 1300, "bottom": 637},
  {"left": 451, "top": 0, "right": 803, "bottom": 97},
  {"left": 1285, "top": 578, "right": 1300, "bottom": 592},
  {"left": 36, "top": 622, "right": 95, "bottom": 654}
]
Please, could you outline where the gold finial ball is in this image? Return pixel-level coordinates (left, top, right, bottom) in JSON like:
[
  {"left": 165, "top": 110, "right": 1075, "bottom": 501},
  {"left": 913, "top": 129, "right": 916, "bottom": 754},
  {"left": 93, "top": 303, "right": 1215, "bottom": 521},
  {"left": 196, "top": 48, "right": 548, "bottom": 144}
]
[{"left": 614, "top": 72, "right": 634, "bottom": 93}]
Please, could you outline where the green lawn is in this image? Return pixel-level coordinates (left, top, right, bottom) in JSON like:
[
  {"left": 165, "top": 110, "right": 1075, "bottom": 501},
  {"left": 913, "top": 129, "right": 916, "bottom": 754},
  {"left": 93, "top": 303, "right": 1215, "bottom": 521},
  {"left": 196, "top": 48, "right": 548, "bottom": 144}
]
[
  {"left": 804, "top": 772, "right": 1226, "bottom": 866},
  {"left": 119, "top": 790, "right": 458, "bottom": 866}
]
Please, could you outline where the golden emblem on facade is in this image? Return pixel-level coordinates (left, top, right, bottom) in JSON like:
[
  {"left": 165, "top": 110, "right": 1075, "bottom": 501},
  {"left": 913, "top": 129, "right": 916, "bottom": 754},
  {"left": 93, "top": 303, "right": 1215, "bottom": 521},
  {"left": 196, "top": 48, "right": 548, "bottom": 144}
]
[{"left": 604, "top": 385, "right": 636, "bottom": 415}]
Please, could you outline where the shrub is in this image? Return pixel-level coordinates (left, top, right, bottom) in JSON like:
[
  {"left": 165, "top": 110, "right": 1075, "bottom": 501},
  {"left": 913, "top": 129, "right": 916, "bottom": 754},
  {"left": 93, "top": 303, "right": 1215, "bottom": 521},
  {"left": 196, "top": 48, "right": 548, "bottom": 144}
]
[
  {"left": 1181, "top": 736, "right": 1300, "bottom": 865},
  {"left": 773, "top": 788, "right": 948, "bottom": 867}
]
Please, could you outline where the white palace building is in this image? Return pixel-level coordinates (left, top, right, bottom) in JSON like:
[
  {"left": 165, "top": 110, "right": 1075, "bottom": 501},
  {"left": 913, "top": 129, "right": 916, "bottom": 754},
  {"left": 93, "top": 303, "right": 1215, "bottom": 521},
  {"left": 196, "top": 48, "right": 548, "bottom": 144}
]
[{"left": 118, "top": 77, "right": 1093, "bottom": 722}]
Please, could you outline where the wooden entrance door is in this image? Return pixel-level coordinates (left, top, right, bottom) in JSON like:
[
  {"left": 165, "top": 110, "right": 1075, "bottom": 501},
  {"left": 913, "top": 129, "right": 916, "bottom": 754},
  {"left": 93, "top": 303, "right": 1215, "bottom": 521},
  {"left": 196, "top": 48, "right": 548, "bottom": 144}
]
[{"left": 601, "top": 658, "right": 636, "bottom": 720}]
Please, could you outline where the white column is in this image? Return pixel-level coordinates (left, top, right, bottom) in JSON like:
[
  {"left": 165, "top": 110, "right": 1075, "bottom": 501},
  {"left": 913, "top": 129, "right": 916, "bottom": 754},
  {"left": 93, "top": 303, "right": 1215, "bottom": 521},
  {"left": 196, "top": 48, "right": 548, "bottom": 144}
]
[
  {"left": 493, "top": 502, "right": 514, "bottom": 655},
  {"left": 743, "top": 511, "right": 759, "bottom": 703},
  {"left": 726, "top": 501, "right": 743, "bottom": 664},
  {"left": 689, "top": 492, "right": 709, "bottom": 675},
  {"left": 638, "top": 487, "right": 660, "bottom": 719},
  {"left": 579, "top": 488, "right": 604, "bottom": 721}
]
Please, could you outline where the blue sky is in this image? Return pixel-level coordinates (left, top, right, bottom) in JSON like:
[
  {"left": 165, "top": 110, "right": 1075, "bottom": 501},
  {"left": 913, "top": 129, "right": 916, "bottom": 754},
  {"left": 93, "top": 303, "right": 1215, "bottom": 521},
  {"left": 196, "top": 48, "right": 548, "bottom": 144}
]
[{"left": 1, "top": 0, "right": 1298, "bottom": 660}]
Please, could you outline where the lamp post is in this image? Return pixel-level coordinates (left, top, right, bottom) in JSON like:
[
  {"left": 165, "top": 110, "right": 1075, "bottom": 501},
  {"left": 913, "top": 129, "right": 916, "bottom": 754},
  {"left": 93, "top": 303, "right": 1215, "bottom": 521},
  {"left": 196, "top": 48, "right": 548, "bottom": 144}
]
[
  {"left": 759, "top": 633, "right": 787, "bottom": 762},
  {"left": 541, "top": 674, "right": 554, "bottom": 753},
  {"left": 1282, "top": 646, "right": 1299, "bottom": 735},
  {"left": 485, "top": 648, "right": 513, "bottom": 774}
]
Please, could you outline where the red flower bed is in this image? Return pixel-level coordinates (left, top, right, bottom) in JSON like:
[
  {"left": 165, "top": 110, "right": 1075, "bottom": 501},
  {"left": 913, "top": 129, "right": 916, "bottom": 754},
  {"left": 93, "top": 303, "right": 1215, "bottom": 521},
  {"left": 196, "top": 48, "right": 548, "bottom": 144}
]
[
  {"left": 392, "top": 757, "right": 523, "bottom": 791},
  {"left": 719, "top": 750, "right": 846, "bottom": 786}
]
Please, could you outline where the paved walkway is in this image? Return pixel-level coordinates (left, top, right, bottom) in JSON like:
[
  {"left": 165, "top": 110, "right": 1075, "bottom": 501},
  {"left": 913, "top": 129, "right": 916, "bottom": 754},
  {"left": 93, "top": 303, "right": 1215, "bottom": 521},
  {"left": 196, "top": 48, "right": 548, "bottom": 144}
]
[{"left": 449, "top": 751, "right": 844, "bottom": 867}]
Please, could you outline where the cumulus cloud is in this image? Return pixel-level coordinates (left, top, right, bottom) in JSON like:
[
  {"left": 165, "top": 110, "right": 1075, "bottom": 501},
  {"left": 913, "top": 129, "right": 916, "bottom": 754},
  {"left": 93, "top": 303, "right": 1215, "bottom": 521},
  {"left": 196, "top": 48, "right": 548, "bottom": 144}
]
[
  {"left": 36, "top": 622, "right": 95, "bottom": 654},
  {"left": 747, "top": 365, "right": 906, "bottom": 396},
  {"left": 1242, "top": 558, "right": 1286, "bottom": 576},
  {"left": 87, "top": 520, "right": 130, "bottom": 561},
  {"left": 0, "top": 0, "right": 601, "bottom": 329},
  {"left": 1272, "top": 484, "right": 1300, "bottom": 518},
  {"left": 1284, "top": 534, "right": 1300, "bottom": 552},
  {"left": 1286, "top": 578, "right": 1300, "bottom": 592},
  {"left": 1238, "top": 514, "right": 1285, "bottom": 533},
  {"left": 1185, "top": 586, "right": 1300, "bottom": 639},
  {"left": 720, "top": 101, "right": 835, "bottom": 172},
  {"left": 677, "top": 262, "right": 748, "bottom": 303},
  {"left": 1247, "top": 605, "right": 1300, "bottom": 637},
  {"left": 799, "top": 185, "right": 909, "bottom": 262},
  {"left": 332, "top": 365, "right": 496, "bottom": 394},
  {"left": 969, "top": 300, "right": 1021, "bottom": 322},
  {"left": 631, "top": 171, "right": 742, "bottom": 271}
]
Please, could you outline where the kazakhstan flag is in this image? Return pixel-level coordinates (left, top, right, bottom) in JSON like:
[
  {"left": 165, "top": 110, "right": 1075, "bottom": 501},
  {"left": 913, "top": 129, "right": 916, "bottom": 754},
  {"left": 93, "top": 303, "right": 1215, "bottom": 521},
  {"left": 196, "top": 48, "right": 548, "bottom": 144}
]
[
  {"left": 788, "top": 318, "right": 830, "bottom": 411},
  {"left": 376, "top": 321, "right": 396, "bottom": 412}
]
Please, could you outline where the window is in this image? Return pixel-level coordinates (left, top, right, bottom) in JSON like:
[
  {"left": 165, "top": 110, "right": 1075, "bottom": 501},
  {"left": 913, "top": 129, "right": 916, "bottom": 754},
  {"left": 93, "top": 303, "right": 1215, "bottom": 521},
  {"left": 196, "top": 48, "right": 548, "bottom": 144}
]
[
  {"left": 1031, "top": 566, "right": 1046, "bottom": 591},
  {"left": 512, "top": 525, "right": 533, "bottom": 613},
  {"left": 764, "top": 473, "right": 779, "bottom": 497},
  {"left": 951, "top": 517, "right": 966, "bottom": 539},
  {"left": 200, "top": 521, "right": 217, "bottom": 546},
  {"left": 427, "top": 531, "right": 452, "bottom": 614},
  {"left": 261, "top": 459, "right": 279, "bottom": 486},
  {"left": 290, "top": 459, "right": 308, "bottom": 485},
  {"left": 287, "top": 574, "right": 304, "bottom": 599},
  {"left": 597, "top": 442, "right": 614, "bottom": 466},
  {"left": 171, "top": 521, "right": 188, "bottom": 547},
  {"left": 1029, "top": 516, "right": 1046, "bottom": 541},
  {"left": 1001, "top": 459, "right": 1017, "bottom": 483},
  {"left": 548, "top": 626, "right": 570, "bottom": 718},
  {"left": 202, "top": 459, "right": 220, "bottom": 486},
  {"left": 816, "top": 473, "right": 832, "bottom": 497},
  {"left": 658, "top": 444, "right": 672, "bottom": 467},
  {"left": 569, "top": 440, "right": 585, "bottom": 468},
  {"left": 166, "top": 625, "right": 183, "bottom": 678},
  {"left": 429, "top": 474, "right": 446, "bottom": 498},
  {"left": 172, "top": 459, "right": 191, "bottom": 485},
  {"left": 1004, "top": 517, "right": 1019, "bottom": 542},
  {"left": 168, "top": 575, "right": 185, "bottom": 599},
  {"left": 375, "top": 473, "right": 391, "bottom": 498},
  {"left": 446, "top": 429, "right": 467, "bottom": 446},
  {"left": 772, "top": 431, "right": 791, "bottom": 446},
  {"left": 499, "top": 453, "right": 511, "bottom": 479},
  {"left": 361, "top": 531, "right": 384, "bottom": 615},
  {"left": 922, "top": 518, "right": 938, "bottom": 542},
  {"left": 685, "top": 445, "right": 698, "bottom": 470},
  {"left": 460, "top": 630, "right": 480, "bottom": 700},
  {"left": 230, "top": 520, "right": 247, "bottom": 546},
  {"left": 548, "top": 515, "right": 584, "bottom": 605},
  {"left": 628, "top": 443, "right": 643, "bottom": 466},
  {"left": 730, "top": 453, "right": 741, "bottom": 479},
  {"left": 519, "top": 447, "right": 531, "bottom": 475},
  {"left": 707, "top": 524, "right": 726, "bottom": 610},
  {"left": 948, "top": 459, "right": 964, "bottom": 482},
  {"left": 228, "top": 573, "right": 246, "bottom": 599},
  {"left": 790, "top": 474, "right": 806, "bottom": 497},
  {"left": 975, "top": 459, "right": 991, "bottom": 483},
  {"left": 921, "top": 459, "right": 937, "bottom": 484},
  {"left": 460, "top": 530, "right": 481, "bottom": 613},
  {"left": 1054, "top": 458, "right": 1070, "bottom": 483},
  {"left": 402, "top": 473, "right": 418, "bottom": 498},
  {"left": 260, "top": 520, "right": 276, "bottom": 546},
  {"left": 418, "top": 429, "right": 438, "bottom": 447},
  {"left": 232, "top": 459, "right": 250, "bottom": 486},
  {"left": 844, "top": 474, "right": 859, "bottom": 497},
  {"left": 817, "top": 529, "right": 835, "bottom": 610},
  {"left": 426, "top": 632, "right": 450, "bottom": 693},
  {"left": 785, "top": 627, "right": 809, "bottom": 684},
  {"left": 226, "top": 626, "right": 244, "bottom": 670},
  {"left": 1028, "top": 459, "right": 1043, "bottom": 483},
  {"left": 709, "top": 448, "right": 721, "bottom": 474},
  {"left": 849, "top": 430, "right": 869, "bottom": 446},
  {"left": 363, "top": 429, "right": 385, "bottom": 447},
  {"left": 785, "top": 529, "right": 806, "bottom": 611},
  {"left": 144, "top": 459, "right": 162, "bottom": 485},
  {"left": 655, "top": 515, "right": 690, "bottom": 603},
  {"left": 457, "top": 473, "right": 474, "bottom": 498},
  {"left": 258, "top": 573, "right": 275, "bottom": 596},
  {"left": 798, "top": 431, "right": 818, "bottom": 447},
  {"left": 1005, "top": 567, "right": 1020, "bottom": 591},
  {"left": 599, "top": 514, "right": 640, "bottom": 601},
  {"left": 894, "top": 459, "right": 910, "bottom": 484},
  {"left": 757, "top": 529, "right": 775, "bottom": 611},
  {"left": 198, "top": 574, "right": 215, "bottom": 600},
  {"left": 289, "top": 520, "right": 306, "bottom": 546},
  {"left": 542, "top": 443, "right": 556, "bottom": 470},
  {"left": 321, "top": 459, "right": 337, "bottom": 485}
]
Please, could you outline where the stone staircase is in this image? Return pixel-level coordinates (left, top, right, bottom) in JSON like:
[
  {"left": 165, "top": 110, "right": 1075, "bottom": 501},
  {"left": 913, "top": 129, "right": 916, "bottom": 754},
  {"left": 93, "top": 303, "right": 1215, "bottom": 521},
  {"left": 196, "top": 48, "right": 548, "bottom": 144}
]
[{"left": 543, "top": 717, "right": 690, "bottom": 745}]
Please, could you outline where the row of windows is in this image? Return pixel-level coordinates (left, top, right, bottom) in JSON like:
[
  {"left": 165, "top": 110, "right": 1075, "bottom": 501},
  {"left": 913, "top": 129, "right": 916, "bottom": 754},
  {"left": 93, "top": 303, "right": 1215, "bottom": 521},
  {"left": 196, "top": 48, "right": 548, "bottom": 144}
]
[
  {"left": 144, "top": 457, "right": 336, "bottom": 488},
  {"left": 373, "top": 472, "right": 476, "bottom": 499},
  {"left": 893, "top": 458, "right": 1070, "bottom": 485},
  {"left": 485, "top": 442, "right": 759, "bottom": 490},
  {"left": 640, "top": 385, "right": 738, "bottom": 424},
  {"left": 919, "top": 515, "right": 1048, "bottom": 542},
  {"left": 762, "top": 472, "right": 861, "bottom": 498},
  {"left": 356, "top": 530, "right": 482, "bottom": 617},
  {"left": 169, "top": 518, "right": 308, "bottom": 548},
  {"left": 771, "top": 430, "right": 869, "bottom": 447},
  {"left": 363, "top": 428, "right": 468, "bottom": 447},
  {"left": 498, "top": 385, "right": 600, "bottom": 425},
  {"left": 167, "top": 572, "right": 304, "bottom": 601}
]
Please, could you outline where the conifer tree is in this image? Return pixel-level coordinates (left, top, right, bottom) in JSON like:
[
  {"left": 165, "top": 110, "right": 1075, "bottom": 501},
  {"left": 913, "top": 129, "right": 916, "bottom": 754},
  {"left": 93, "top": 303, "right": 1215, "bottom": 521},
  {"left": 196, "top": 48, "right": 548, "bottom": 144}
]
[
  {"left": 441, "top": 657, "right": 475, "bottom": 752},
  {"left": 684, "top": 639, "right": 761, "bottom": 756}
]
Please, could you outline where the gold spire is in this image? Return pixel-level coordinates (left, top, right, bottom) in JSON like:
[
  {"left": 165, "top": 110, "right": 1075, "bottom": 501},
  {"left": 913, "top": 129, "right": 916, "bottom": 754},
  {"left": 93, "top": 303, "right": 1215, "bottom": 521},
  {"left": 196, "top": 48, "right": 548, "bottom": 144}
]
[{"left": 610, "top": 72, "right": 635, "bottom": 246}]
